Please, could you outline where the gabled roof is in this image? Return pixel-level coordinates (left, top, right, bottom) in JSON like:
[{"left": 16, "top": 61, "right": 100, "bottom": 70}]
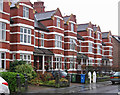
[
  {"left": 63, "top": 14, "right": 76, "bottom": 24},
  {"left": 93, "top": 26, "right": 97, "bottom": 32},
  {"left": 10, "top": 0, "right": 19, "bottom": 8},
  {"left": 35, "top": 10, "right": 56, "bottom": 21},
  {"left": 77, "top": 34, "right": 84, "bottom": 40},
  {"left": 63, "top": 16, "right": 70, "bottom": 24},
  {"left": 10, "top": 0, "right": 32, "bottom": 8},
  {"left": 77, "top": 23, "right": 89, "bottom": 32},
  {"left": 102, "top": 32, "right": 109, "bottom": 39},
  {"left": 34, "top": 17, "right": 49, "bottom": 31},
  {"left": 112, "top": 35, "right": 120, "bottom": 43}
]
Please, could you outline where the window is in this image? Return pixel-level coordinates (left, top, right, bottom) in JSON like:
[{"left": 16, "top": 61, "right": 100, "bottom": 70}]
[
  {"left": 71, "top": 23, "right": 74, "bottom": 31},
  {"left": 23, "top": 6, "right": 29, "bottom": 18},
  {"left": 102, "top": 49, "right": 104, "bottom": 55},
  {"left": 69, "top": 58, "right": 75, "bottom": 69},
  {"left": 34, "top": 32, "right": 36, "bottom": 46},
  {"left": 0, "top": 22, "right": 6, "bottom": 41},
  {"left": 109, "top": 48, "right": 112, "bottom": 56},
  {"left": 98, "top": 60, "right": 101, "bottom": 66},
  {"left": 57, "top": 18, "right": 60, "bottom": 27},
  {"left": 70, "top": 38, "right": 75, "bottom": 50},
  {"left": 89, "top": 29, "right": 92, "bottom": 36},
  {"left": 97, "top": 45, "right": 101, "bottom": 54},
  {"left": 13, "top": 54, "right": 16, "bottom": 60},
  {"left": 64, "top": 58, "right": 67, "bottom": 69},
  {"left": 0, "top": 52, "right": 6, "bottom": 69},
  {"left": 55, "top": 35, "right": 62, "bottom": 48},
  {"left": 79, "top": 41, "right": 81, "bottom": 52},
  {"left": 55, "top": 57, "right": 62, "bottom": 69},
  {"left": 20, "top": 54, "right": 31, "bottom": 64},
  {"left": 20, "top": 27, "right": 31, "bottom": 44},
  {"left": 109, "top": 37, "right": 111, "bottom": 42},
  {"left": 89, "top": 59, "right": 92, "bottom": 65},
  {"left": 0, "top": 0, "right": 3, "bottom": 11},
  {"left": 41, "top": 33, "right": 44, "bottom": 47},
  {"left": 88, "top": 43, "right": 92, "bottom": 52},
  {"left": 98, "top": 33, "right": 100, "bottom": 39}
]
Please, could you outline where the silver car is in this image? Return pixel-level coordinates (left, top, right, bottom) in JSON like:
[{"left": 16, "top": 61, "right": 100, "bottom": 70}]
[{"left": 0, "top": 76, "right": 10, "bottom": 95}]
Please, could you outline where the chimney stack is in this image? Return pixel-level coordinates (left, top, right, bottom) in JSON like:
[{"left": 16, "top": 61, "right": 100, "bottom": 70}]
[{"left": 34, "top": 0, "right": 45, "bottom": 13}]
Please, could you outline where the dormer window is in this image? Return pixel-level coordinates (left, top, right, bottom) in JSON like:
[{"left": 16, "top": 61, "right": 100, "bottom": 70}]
[
  {"left": 23, "top": 6, "right": 29, "bottom": 18},
  {"left": 0, "top": 0, "right": 3, "bottom": 12},
  {"left": 71, "top": 23, "right": 74, "bottom": 31},
  {"left": 57, "top": 18, "right": 60, "bottom": 27}
]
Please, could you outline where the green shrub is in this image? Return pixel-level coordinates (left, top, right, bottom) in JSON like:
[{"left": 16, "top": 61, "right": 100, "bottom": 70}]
[
  {"left": 0, "top": 72, "right": 25, "bottom": 92},
  {"left": 15, "top": 64, "right": 37, "bottom": 80},
  {"left": 9, "top": 60, "right": 26, "bottom": 72}
]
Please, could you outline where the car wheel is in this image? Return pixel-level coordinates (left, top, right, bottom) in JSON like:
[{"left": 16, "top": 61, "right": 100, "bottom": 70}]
[
  {"left": 112, "top": 81, "right": 115, "bottom": 84},
  {"left": 1, "top": 93, "right": 5, "bottom": 95}
]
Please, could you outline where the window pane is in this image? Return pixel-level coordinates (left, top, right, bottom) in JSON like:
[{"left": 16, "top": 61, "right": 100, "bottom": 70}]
[
  {"left": 24, "top": 28, "right": 27, "bottom": 33},
  {"left": 1, "top": 53, "right": 4, "bottom": 59},
  {"left": 2, "top": 23, "right": 5, "bottom": 29},
  {"left": 28, "top": 29, "right": 31, "bottom": 34},
  {"left": 0, "top": 0, "right": 3, "bottom": 11},
  {"left": 20, "top": 28, "right": 23, "bottom": 33},
  {"left": 28, "top": 35, "right": 31, "bottom": 43},
  {"left": 20, "top": 55, "right": 23, "bottom": 59},
  {"left": 2, "top": 60, "right": 4, "bottom": 69},
  {"left": 28, "top": 55, "right": 31, "bottom": 60},
  {"left": 24, "top": 35, "right": 27, "bottom": 43},
  {"left": 20, "top": 34, "right": 23, "bottom": 42},
  {"left": 24, "top": 55, "right": 26, "bottom": 60}
]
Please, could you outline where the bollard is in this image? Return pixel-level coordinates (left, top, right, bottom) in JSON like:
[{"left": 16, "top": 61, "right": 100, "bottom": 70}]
[
  {"left": 55, "top": 72, "right": 60, "bottom": 88},
  {"left": 24, "top": 74, "right": 28, "bottom": 91},
  {"left": 66, "top": 74, "right": 70, "bottom": 86},
  {"left": 16, "top": 74, "right": 21, "bottom": 92}
]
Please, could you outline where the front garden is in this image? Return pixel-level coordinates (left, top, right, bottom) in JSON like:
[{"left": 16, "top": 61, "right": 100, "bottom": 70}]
[{"left": 0, "top": 60, "right": 70, "bottom": 93}]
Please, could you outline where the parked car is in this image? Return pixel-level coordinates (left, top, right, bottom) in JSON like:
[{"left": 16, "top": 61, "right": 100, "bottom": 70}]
[
  {"left": 110, "top": 72, "right": 120, "bottom": 84},
  {"left": 50, "top": 70, "right": 68, "bottom": 78},
  {"left": 0, "top": 76, "right": 10, "bottom": 95}
]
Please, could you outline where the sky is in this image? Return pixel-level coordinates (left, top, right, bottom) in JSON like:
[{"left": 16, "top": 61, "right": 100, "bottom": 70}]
[{"left": 30, "top": 0, "right": 119, "bottom": 35}]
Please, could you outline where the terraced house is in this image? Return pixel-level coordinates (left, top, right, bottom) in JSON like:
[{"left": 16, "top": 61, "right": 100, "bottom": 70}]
[{"left": 0, "top": 0, "right": 113, "bottom": 73}]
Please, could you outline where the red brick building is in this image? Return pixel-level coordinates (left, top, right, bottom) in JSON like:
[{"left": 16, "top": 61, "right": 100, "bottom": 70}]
[
  {"left": 0, "top": 0, "right": 10, "bottom": 70},
  {"left": 112, "top": 35, "right": 120, "bottom": 71},
  {"left": 0, "top": 0, "right": 113, "bottom": 73}
]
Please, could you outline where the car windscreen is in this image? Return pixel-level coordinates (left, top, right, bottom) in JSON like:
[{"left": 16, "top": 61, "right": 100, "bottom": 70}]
[{"left": 114, "top": 72, "right": 120, "bottom": 76}]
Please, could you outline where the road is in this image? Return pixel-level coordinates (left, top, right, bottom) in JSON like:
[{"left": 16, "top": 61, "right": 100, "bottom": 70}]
[
  {"left": 24, "top": 81, "right": 120, "bottom": 94},
  {"left": 79, "top": 83, "right": 119, "bottom": 94}
]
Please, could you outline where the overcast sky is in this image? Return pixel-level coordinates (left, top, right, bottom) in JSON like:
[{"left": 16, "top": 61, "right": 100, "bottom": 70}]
[{"left": 31, "top": 0, "right": 119, "bottom": 35}]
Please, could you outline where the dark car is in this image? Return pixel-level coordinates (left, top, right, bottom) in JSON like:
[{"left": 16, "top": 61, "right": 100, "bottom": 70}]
[
  {"left": 110, "top": 72, "right": 120, "bottom": 84},
  {"left": 50, "top": 70, "right": 67, "bottom": 78}
]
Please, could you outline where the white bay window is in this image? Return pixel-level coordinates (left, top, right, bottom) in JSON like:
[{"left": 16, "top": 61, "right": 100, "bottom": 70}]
[
  {"left": 20, "top": 27, "right": 31, "bottom": 44},
  {"left": 70, "top": 38, "right": 75, "bottom": 50},
  {"left": 55, "top": 35, "right": 62, "bottom": 48},
  {"left": 55, "top": 57, "right": 62, "bottom": 69}
]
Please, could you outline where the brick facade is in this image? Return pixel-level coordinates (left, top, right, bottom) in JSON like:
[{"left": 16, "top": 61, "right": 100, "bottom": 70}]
[{"left": 0, "top": 0, "right": 114, "bottom": 73}]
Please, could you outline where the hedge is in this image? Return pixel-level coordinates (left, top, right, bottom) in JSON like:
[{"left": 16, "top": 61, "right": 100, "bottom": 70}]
[{"left": 0, "top": 72, "right": 25, "bottom": 92}]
